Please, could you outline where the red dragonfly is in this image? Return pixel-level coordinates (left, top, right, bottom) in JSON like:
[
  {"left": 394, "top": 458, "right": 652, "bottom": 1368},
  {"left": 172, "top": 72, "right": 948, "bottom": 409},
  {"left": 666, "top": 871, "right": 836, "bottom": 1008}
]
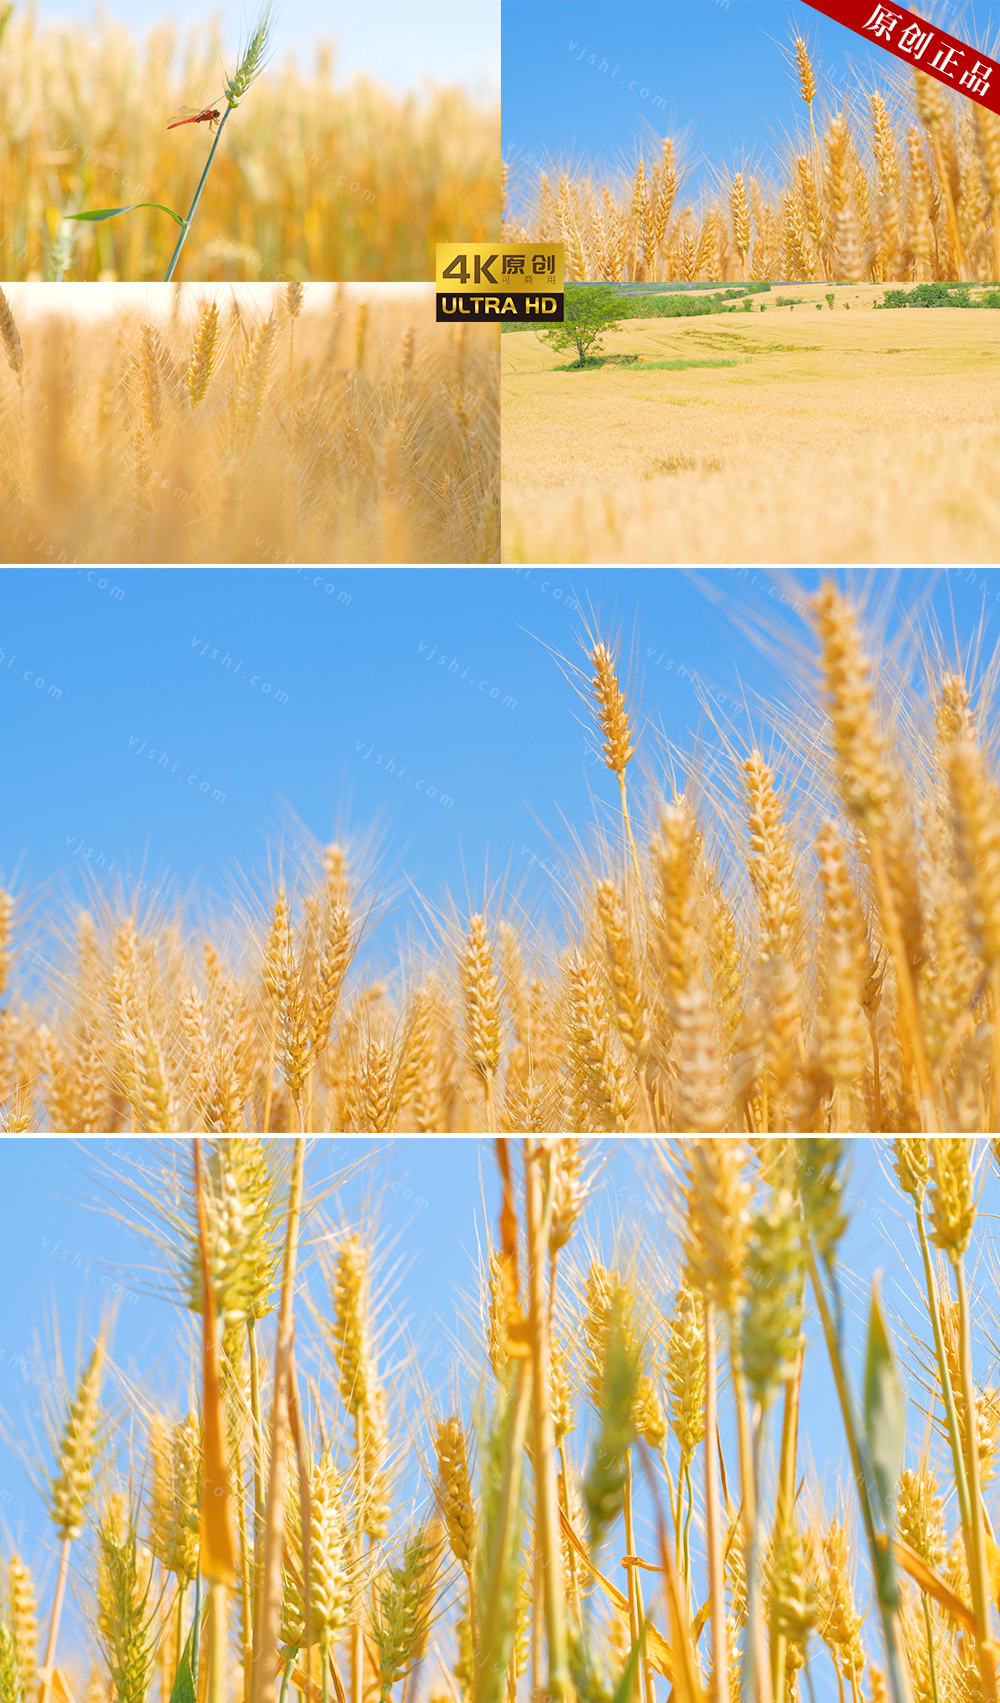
[{"left": 167, "top": 103, "right": 223, "bottom": 133}]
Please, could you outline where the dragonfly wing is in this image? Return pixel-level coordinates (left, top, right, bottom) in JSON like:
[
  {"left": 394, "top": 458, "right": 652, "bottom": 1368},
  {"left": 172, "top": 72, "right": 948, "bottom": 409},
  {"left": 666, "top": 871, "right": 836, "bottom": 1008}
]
[{"left": 167, "top": 103, "right": 221, "bottom": 129}]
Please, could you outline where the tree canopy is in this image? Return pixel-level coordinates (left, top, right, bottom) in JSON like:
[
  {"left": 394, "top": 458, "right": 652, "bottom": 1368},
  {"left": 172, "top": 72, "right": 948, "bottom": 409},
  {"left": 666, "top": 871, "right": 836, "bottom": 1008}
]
[{"left": 539, "top": 284, "right": 629, "bottom": 364}]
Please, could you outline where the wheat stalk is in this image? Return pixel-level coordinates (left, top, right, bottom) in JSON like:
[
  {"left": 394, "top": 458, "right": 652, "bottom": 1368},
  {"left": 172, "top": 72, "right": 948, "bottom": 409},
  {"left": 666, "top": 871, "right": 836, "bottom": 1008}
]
[{"left": 40, "top": 1326, "right": 106, "bottom": 1703}]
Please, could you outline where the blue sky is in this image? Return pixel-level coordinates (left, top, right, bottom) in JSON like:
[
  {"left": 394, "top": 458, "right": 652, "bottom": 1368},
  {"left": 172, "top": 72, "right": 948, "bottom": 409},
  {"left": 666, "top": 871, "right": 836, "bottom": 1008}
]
[
  {"left": 1, "top": 1133, "right": 986, "bottom": 1695},
  {"left": 2, "top": 567, "right": 998, "bottom": 991},
  {"left": 26, "top": 0, "right": 499, "bottom": 94},
  {"left": 502, "top": 0, "right": 1000, "bottom": 209}
]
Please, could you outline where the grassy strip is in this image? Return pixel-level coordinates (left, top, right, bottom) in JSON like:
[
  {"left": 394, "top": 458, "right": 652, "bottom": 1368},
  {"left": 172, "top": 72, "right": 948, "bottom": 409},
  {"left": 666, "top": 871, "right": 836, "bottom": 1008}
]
[
  {"left": 633, "top": 357, "right": 744, "bottom": 371},
  {"left": 879, "top": 283, "right": 1000, "bottom": 308}
]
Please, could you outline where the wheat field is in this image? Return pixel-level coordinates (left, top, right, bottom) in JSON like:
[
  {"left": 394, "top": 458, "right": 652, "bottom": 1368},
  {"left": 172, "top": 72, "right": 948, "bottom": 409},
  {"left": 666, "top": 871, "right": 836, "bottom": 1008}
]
[
  {"left": 501, "top": 290, "right": 1000, "bottom": 564},
  {"left": 3, "top": 1137, "right": 1000, "bottom": 1703},
  {"left": 0, "top": 284, "right": 500, "bottom": 564},
  {"left": 1, "top": 9, "right": 500, "bottom": 282},
  {"left": 502, "top": 38, "right": 1000, "bottom": 284},
  {"left": 1, "top": 582, "right": 998, "bottom": 1132}
]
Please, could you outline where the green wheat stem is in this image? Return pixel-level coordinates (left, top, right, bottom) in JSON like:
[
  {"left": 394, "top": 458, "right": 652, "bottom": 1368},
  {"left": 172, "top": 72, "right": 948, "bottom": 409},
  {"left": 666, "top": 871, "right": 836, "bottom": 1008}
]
[
  {"left": 746, "top": 1412, "right": 768, "bottom": 1703},
  {"left": 164, "top": 108, "right": 234, "bottom": 282},
  {"left": 192, "top": 1572, "right": 203, "bottom": 1690},
  {"left": 807, "top": 1256, "right": 911, "bottom": 1703},
  {"left": 477, "top": 1358, "right": 531, "bottom": 1702},
  {"left": 682, "top": 1460, "right": 694, "bottom": 1591},
  {"left": 913, "top": 1204, "right": 971, "bottom": 1527},
  {"left": 248, "top": 1319, "right": 265, "bottom": 1525},
  {"left": 923, "top": 1598, "right": 940, "bottom": 1703},
  {"left": 176, "top": 1585, "right": 186, "bottom": 1691},
  {"left": 955, "top": 1255, "right": 996, "bottom": 1696}
]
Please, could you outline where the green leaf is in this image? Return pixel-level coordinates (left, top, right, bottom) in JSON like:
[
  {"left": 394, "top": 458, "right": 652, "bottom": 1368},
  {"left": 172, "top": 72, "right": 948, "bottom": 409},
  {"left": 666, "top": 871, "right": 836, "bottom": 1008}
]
[
  {"left": 66, "top": 202, "right": 185, "bottom": 226},
  {"left": 583, "top": 1303, "right": 638, "bottom": 1553},
  {"left": 865, "top": 1279, "right": 903, "bottom": 1607},
  {"left": 610, "top": 1621, "right": 648, "bottom": 1703},
  {"left": 169, "top": 1613, "right": 199, "bottom": 1703},
  {"left": 865, "top": 1280, "right": 903, "bottom": 1520}
]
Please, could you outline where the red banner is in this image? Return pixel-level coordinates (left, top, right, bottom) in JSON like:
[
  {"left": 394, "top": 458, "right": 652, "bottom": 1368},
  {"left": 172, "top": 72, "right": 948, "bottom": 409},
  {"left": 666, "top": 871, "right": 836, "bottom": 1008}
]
[{"left": 803, "top": 0, "right": 1000, "bottom": 117}]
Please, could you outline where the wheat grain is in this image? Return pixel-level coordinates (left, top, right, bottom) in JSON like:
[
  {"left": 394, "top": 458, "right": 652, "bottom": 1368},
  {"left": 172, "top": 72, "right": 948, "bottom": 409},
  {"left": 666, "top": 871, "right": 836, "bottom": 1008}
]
[
  {"left": 330, "top": 1236, "right": 373, "bottom": 1417},
  {"left": 186, "top": 302, "right": 219, "bottom": 408},
  {"left": 664, "top": 1285, "right": 706, "bottom": 1461},
  {"left": 815, "top": 1522, "right": 864, "bottom": 1688},
  {"left": 928, "top": 1138, "right": 975, "bottom": 1258},
  {"left": 549, "top": 1140, "right": 586, "bottom": 1253},
  {"left": 741, "top": 1187, "right": 805, "bottom": 1406},
  {"left": 0, "top": 290, "right": 23, "bottom": 381},
  {"left": 435, "top": 1419, "right": 475, "bottom": 1565},
  {"left": 307, "top": 1456, "right": 350, "bottom": 1648},
  {"left": 594, "top": 877, "right": 650, "bottom": 1064},
  {"left": 235, "top": 314, "right": 277, "bottom": 435},
  {"left": 0, "top": 1626, "right": 17, "bottom": 1703},
  {"left": 743, "top": 753, "right": 803, "bottom": 965},
  {"left": 375, "top": 1529, "right": 435, "bottom": 1700},
  {"left": 564, "top": 952, "right": 633, "bottom": 1134},
  {"left": 681, "top": 1140, "right": 751, "bottom": 1313},
  {"left": 767, "top": 1527, "right": 817, "bottom": 1680},
  {"left": 948, "top": 739, "right": 1000, "bottom": 972},
  {"left": 730, "top": 173, "right": 752, "bottom": 275},
  {"left": 896, "top": 1468, "right": 945, "bottom": 1568},
  {"left": 5, "top": 1555, "right": 37, "bottom": 1703},
  {"left": 49, "top": 1335, "right": 105, "bottom": 1540},
  {"left": 815, "top": 822, "right": 869, "bottom": 1122},
  {"left": 459, "top": 915, "right": 502, "bottom": 1113},
  {"left": 589, "top": 646, "right": 634, "bottom": 777},
  {"left": 148, "top": 1413, "right": 200, "bottom": 1584},
  {"left": 0, "top": 891, "right": 14, "bottom": 1010},
  {"left": 794, "top": 39, "right": 816, "bottom": 112},
  {"left": 96, "top": 1495, "right": 154, "bottom": 1703}
]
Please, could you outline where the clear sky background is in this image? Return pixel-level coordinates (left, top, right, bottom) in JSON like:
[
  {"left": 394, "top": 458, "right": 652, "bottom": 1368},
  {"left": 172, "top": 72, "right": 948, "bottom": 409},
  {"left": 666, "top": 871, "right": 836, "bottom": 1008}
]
[
  {"left": 2, "top": 567, "right": 998, "bottom": 991},
  {"left": 3, "top": 1133, "right": 993, "bottom": 1698},
  {"left": 20, "top": 0, "right": 499, "bottom": 94},
  {"left": 502, "top": 0, "right": 1000, "bottom": 211}
]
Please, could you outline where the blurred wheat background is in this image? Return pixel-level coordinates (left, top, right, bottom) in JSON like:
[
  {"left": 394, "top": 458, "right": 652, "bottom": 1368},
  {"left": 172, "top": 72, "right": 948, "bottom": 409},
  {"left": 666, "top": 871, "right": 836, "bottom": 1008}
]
[
  {"left": 0, "top": 284, "right": 500, "bottom": 563},
  {"left": 0, "top": 581, "right": 997, "bottom": 1131},
  {"left": 502, "top": 37, "right": 1000, "bottom": 283},
  {"left": 0, "top": 8, "right": 500, "bottom": 282}
]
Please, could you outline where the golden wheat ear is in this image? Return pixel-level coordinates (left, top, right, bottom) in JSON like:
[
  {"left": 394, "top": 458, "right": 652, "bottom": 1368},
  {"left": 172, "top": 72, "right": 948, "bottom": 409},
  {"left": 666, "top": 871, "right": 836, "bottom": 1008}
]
[{"left": 0, "top": 290, "right": 24, "bottom": 383}]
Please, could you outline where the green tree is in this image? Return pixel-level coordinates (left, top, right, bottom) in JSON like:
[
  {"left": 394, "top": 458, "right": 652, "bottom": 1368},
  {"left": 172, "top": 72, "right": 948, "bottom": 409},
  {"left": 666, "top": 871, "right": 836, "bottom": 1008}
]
[{"left": 539, "top": 285, "right": 629, "bottom": 366}]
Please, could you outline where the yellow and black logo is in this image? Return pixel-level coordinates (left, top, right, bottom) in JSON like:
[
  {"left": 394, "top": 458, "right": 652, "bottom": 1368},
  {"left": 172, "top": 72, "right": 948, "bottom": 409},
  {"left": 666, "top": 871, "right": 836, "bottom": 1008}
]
[{"left": 435, "top": 243, "right": 564, "bottom": 322}]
